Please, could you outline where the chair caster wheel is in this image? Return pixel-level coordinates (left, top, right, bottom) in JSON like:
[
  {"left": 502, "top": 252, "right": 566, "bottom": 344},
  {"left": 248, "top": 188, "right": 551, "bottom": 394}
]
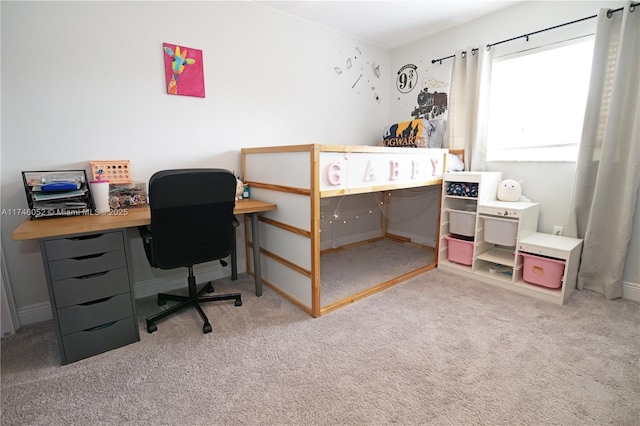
[
  {"left": 235, "top": 298, "right": 243, "bottom": 307},
  {"left": 203, "top": 323, "right": 212, "bottom": 334},
  {"left": 147, "top": 322, "right": 157, "bottom": 333}
]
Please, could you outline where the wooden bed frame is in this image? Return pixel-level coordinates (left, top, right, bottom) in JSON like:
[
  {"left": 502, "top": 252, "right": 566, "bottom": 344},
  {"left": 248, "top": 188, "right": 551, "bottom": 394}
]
[{"left": 241, "top": 144, "right": 454, "bottom": 317}]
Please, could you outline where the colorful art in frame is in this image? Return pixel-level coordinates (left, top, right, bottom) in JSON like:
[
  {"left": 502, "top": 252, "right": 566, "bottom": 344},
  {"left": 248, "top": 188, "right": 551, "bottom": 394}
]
[{"left": 163, "top": 42, "right": 205, "bottom": 98}]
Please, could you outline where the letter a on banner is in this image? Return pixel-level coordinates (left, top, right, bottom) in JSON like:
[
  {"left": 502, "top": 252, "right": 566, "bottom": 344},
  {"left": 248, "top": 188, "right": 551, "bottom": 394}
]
[{"left": 363, "top": 160, "right": 377, "bottom": 182}]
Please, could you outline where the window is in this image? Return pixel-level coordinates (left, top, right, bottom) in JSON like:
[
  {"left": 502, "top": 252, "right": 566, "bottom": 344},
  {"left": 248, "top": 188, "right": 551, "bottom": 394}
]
[{"left": 486, "top": 38, "right": 594, "bottom": 162}]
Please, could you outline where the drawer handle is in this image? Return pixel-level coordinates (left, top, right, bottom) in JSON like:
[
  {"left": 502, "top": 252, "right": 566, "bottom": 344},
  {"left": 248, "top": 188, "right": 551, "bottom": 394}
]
[
  {"left": 76, "top": 271, "right": 109, "bottom": 280},
  {"left": 83, "top": 321, "right": 116, "bottom": 332},
  {"left": 79, "top": 296, "right": 112, "bottom": 306},
  {"left": 69, "top": 234, "right": 105, "bottom": 241},
  {"left": 72, "top": 252, "right": 107, "bottom": 261}
]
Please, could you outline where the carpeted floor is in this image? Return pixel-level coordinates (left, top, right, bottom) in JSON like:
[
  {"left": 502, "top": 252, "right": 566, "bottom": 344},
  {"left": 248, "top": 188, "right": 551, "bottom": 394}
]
[
  {"left": 320, "top": 239, "right": 435, "bottom": 307},
  {"left": 2, "top": 269, "right": 639, "bottom": 425}
]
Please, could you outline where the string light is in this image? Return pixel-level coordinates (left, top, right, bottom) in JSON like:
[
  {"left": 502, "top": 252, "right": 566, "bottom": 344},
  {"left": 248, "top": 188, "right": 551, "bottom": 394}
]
[
  {"left": 320, "top": 187, "right": 438, "bottom": 227},
  {"left": 322, "top": 208, "right": 375, "bottom": 225},
  {"left": 321, "top": 194, "right": 381, "bottom": 226}
]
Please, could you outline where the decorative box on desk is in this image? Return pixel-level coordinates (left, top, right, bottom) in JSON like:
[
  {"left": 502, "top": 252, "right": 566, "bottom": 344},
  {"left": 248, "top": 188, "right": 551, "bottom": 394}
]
[{"left": 108, "top": 181, "right": 148, "bottom": 209}]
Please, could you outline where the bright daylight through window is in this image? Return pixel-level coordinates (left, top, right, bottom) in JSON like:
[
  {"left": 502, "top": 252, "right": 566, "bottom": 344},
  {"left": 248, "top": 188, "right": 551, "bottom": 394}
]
[{"left": 486, "top": 38, "right": 594, "bottom": 162}]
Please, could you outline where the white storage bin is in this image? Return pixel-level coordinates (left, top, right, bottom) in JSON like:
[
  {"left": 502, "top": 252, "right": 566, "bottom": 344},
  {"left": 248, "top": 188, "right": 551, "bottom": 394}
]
[
  {"left": 482, "top": 215, "right": 518, "bottom": 246},
  {"left": 448, "top": 209, "right": 476, "bottom": 237}
]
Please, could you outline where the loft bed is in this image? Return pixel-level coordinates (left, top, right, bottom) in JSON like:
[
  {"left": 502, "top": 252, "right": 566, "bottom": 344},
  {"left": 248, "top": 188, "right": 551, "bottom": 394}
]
[{"left": 241, "top": 144, "right": 455, "bottom": 317}]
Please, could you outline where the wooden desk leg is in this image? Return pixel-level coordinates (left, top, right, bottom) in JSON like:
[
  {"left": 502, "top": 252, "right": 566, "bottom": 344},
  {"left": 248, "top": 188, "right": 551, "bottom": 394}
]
[{"left": 250, "top": 212, "right": 263, "bottom": 297}]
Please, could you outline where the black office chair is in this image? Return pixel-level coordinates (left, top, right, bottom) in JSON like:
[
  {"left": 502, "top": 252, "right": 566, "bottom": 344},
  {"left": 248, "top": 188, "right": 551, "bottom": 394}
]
[{"left": 139, "top": 169, "right": 242, "bottom": 334}]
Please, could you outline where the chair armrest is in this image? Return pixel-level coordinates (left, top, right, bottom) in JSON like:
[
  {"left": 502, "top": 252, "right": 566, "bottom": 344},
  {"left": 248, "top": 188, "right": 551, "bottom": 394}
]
[{"left": 137, "top": 225, "right": 156, "bottom": 266}]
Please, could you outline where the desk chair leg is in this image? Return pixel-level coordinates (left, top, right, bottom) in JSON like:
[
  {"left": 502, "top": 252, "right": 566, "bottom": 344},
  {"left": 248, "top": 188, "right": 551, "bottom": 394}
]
[{"left": 146, "top": 266, "right": 242, "bottom": 334}]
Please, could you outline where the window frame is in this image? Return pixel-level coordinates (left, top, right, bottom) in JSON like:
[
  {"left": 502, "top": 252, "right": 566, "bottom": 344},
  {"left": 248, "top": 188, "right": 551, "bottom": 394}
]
[{"left": 486, "top": 35, "right": 595, "bottom": 163}]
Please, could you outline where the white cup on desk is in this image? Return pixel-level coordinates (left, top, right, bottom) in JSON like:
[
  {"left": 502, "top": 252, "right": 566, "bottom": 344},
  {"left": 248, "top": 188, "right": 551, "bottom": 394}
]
[{"left": 89, "top": 180, "right": 110, "bottom": 214}]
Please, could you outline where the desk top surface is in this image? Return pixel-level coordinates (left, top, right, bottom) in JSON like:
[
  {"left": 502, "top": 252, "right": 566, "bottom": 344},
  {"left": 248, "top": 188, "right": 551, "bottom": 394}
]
[{"left": 12, "top": 198, "right": 276, "bottom": 241}]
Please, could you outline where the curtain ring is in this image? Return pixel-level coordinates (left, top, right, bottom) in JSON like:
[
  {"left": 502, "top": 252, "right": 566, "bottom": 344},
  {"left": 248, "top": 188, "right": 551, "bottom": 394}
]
[
  {"left": 472, "top": 48, "right": 477, "bottom": 56},
  {"left": 486, "top": 44, "right": 491, "bottom": 51},
  {"left": 630, "top": 4, "right": 636, "bottom": 13},
  {"left": 607, "top": 9, "right": 613, "bottom": 18},
  {"left": 461, "top": 51, "right": 467, "bottom": 58},
  {"left": 525, "top": 34, "right": 530, "bottom": 42}
]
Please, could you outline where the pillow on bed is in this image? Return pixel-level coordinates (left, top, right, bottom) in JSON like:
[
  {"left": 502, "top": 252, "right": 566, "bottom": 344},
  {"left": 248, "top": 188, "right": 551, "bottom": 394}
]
[
  {"left": 381, "top": 119, "right": 440, "bottom": 148},
  {"left": 446, "top": 153, "right": 465, "bottom": 171}
]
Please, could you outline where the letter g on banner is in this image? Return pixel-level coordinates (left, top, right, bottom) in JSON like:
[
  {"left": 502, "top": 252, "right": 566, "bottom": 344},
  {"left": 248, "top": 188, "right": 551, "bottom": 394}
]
[{"left": 326, "top": 160, "right": 343, "bottom": 186}]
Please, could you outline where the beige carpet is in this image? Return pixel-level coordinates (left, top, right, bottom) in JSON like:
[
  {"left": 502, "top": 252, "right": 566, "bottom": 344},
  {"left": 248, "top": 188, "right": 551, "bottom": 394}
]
[
  {"left": 2, "top": 269, "right": 639, "bottom": 425},
  {"left": 320, "top": 239, "right": 435, "bottom": 307}
]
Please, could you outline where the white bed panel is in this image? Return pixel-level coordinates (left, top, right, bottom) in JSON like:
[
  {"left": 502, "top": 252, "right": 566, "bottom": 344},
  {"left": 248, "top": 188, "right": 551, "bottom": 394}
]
[
  {"left": 319, "top": 149, "right": 447, "bottom": 193},
  {"left": 249, "top": 187, "right": 311, "bottom": 232},
  {"left": 251, "top": 253, "right": 312, "bottom": 307},
  {"left": 256, "top": 221, "right": 312, "bottom": 270},
  {"left": 245, "top": 151, "right": 311, "bottom": 189}
]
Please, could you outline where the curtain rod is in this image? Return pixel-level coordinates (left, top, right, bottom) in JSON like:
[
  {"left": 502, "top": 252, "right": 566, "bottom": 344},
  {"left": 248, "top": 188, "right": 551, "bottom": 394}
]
[{"left": 431, "top": 2, "right": 638, "bottom": 64}]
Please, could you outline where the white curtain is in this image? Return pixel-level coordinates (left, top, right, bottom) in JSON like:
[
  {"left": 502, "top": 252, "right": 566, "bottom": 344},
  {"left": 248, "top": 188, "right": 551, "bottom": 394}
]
[
  {"left": 447, "top": 46, "right": 493, "bottom": 171},
  {"left": 566, "top": 2, "right": 640, "bottom": 299}
]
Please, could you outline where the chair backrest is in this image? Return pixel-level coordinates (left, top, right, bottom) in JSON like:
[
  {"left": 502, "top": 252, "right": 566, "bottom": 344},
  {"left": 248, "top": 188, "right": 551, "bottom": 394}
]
[{"left": 147, "top": 169, "right": 236, "bottom": 270}]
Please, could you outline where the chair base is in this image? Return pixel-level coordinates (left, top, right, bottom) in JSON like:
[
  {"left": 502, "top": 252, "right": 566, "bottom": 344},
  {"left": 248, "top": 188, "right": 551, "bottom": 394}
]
[{"left": 146, "top": 269, "right": 242, "bottom": 334}]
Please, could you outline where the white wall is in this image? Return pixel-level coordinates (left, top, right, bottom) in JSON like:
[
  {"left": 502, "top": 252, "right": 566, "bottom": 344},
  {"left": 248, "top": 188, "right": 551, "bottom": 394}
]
[
  {"left": 389, "top": 0, "right": 639, "bottom": 295},
  {"left": 0, "top": 1, "right": 390, "bottom": 324}
]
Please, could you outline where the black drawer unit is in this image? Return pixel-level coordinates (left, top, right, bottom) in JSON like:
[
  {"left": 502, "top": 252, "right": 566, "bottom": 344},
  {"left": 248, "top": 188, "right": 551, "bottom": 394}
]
[{"left": 41, "top": 230, "right": 140, "bottom": 364}]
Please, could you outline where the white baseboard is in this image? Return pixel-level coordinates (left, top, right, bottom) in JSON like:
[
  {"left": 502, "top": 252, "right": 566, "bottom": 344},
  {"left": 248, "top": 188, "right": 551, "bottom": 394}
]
[
  {"left": 623, "top": 281, "right": 640, "bottom": 302},
  {"left": 16, "top": 301, "right": 52, "bottom": 326}
]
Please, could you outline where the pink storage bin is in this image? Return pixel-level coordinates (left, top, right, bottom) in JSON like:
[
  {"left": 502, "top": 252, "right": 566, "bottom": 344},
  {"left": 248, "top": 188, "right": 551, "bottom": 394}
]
[
  {"left": 521, "top": 252, "right": 565, "bottom": 289},
  {"left": 445, "top": 234, "right": 474, "bottom": 266}
]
